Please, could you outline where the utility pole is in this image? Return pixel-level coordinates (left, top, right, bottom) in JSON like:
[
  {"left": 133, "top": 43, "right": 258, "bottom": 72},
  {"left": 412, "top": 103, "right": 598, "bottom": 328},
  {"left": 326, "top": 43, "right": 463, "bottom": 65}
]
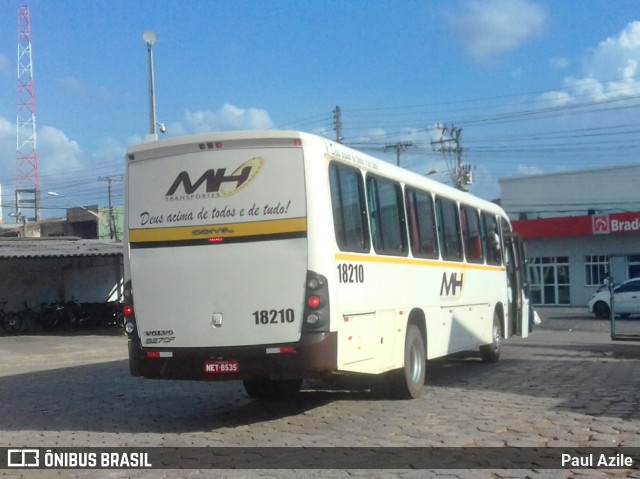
[
  {"left": 333, "top": 106, "right": 343, "bottom": 143},
  {"left": 384, "top": 141, "right": 413, "bottom": 167},
  {"left": 98, "top": 175, "right": 123, "bottom": 240},
  {"left": 430, "top": 124, "right": 474, "bottom": 191}
]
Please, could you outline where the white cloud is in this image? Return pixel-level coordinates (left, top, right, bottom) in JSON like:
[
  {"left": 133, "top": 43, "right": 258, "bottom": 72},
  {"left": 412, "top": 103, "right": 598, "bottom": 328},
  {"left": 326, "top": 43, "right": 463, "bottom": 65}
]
[
  {"left": 0, "top": 116, "right": 13, "bottom": 136},
  {"left": 538, "top": 90, "right": 572, "bottom": 107},
  {"left": 37, "top": 125, "right": 83, "bottom": 176},
  {"left": 448, "top": 0, "right": 547, "bottom": 64},
  {"left": 587, "top": 21, "right": 640, "bottom": 78},
  {"left": 0, "top": 117, "right": 16, "bottom": 187},
  {"left": 0, "top": 120, "right": 83, "bottom": 215},
  {"left": 543, "top": 21, "right": 640, "bottom": 104},
  {"left": 175, "top": 103, "right": 274, "bottom": 135}
]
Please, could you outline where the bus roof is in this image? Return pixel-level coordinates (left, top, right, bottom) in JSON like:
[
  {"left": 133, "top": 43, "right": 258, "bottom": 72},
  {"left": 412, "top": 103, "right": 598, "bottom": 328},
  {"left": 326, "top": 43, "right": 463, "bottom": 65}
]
[{"left": 126, "top": 129, "right": 506, "bottom": 218}]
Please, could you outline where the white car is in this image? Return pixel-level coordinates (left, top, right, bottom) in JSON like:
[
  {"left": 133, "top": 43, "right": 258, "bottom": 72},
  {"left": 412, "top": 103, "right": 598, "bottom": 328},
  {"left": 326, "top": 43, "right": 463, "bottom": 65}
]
[{"left": 588, "top": 278, "right": 640, "bottom": 318}]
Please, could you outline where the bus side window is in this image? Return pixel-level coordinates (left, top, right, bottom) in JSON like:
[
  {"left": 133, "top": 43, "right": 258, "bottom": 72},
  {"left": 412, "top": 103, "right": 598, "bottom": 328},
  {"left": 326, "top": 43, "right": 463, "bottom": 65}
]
[
  {"left": 481, "top": 212, "right": 502, "bottom": 265},
  {"left": 329, "top": 163, "right": 370, "bottom": 253},
  {"left": 436, "top": 197, "right": 463, "bottom": 261},
  {"left": 405, "top": 188, "right": 438, "bottom": 259},
  {"left": 366, "top": 175, "right": 408, "bottom": 256},
  {"left": 462, "top": 205, "right": 484, "bottom": 263}
]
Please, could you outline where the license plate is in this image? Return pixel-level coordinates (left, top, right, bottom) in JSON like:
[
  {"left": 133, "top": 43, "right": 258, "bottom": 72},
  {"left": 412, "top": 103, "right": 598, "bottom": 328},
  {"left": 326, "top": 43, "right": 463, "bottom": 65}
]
[{"left": 204, "top": 360, "right": 239, "bottom": 374}]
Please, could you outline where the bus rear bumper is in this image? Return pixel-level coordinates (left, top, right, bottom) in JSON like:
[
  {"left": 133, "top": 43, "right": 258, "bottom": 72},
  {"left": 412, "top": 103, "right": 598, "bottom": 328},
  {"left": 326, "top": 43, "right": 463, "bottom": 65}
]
[{"left": 128, "top": 332, "right": 338, "bottom": 381}]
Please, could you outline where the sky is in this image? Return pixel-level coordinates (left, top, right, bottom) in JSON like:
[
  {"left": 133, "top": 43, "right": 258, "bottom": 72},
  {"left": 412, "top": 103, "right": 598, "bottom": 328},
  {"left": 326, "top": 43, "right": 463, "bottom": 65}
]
[{"left": 1, "top": 0, "right": 640, "bottom": 222}]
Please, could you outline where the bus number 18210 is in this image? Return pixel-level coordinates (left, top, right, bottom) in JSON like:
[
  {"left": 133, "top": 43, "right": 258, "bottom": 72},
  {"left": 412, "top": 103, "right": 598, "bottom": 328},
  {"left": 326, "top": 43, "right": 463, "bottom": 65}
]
[
  {"left": 337, "top": 263, "right": 365, "bottom": 284},
  {"left": 253, "top": 309, "right": 295, "bottom": 325}
]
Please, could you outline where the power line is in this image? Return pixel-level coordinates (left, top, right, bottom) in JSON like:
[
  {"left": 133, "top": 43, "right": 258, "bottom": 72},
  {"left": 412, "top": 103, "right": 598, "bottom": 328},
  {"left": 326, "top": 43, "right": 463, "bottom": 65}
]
[
  {"left": 98, "top": 175, "right": 123, "bottom": 240},
  {"left": 384, "top": 141, "right": 413, "bottom": 167}
]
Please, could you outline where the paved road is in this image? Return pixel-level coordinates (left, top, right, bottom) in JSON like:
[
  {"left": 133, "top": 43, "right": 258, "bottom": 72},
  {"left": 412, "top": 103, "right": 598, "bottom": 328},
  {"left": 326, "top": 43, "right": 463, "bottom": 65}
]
[{"left": 0, "top": 308, "right": 639, "bottom": 478}]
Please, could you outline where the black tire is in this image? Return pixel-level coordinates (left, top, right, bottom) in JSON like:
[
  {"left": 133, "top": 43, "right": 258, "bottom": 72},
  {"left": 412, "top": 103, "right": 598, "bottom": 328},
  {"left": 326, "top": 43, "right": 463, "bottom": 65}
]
[
  {"left": 243, "top": 378, "right": 302, "bottom": 401},
  {"left": 593, "top": 301, "right": 610, "bottom": 319},
  {"left": 480, "top": 312, "right": 502, "bottom": 363},
  {"left": 387, "top": 324, "right": 426, "bottom": 399},
  {"left": 1, "top": 313, "right": 23, "bottom": 333}
]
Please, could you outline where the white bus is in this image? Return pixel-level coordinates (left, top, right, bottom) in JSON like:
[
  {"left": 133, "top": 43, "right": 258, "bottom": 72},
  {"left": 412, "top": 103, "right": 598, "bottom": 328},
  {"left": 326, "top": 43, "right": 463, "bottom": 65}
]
[{"left": 123, "top": 130, "right": 530, "bottom": 400}]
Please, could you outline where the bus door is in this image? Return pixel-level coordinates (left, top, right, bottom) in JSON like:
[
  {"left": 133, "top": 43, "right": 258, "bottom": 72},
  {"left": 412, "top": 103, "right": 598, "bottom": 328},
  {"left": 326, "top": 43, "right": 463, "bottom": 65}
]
[{"left": 503, "top": 230, "right": 529, "bottom": 338}]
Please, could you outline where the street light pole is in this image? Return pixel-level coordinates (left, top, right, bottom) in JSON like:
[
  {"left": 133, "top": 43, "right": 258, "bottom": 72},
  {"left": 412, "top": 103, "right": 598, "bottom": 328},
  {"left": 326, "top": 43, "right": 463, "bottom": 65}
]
[
  {"left": 9, "top": 212, "right": 27, "bottom": 237},
  {"left": 143, "top": 30, "right": 158, "bottom": 142},
  {"left": 46, "top": 191, "right": 104, "bottom": 221}
]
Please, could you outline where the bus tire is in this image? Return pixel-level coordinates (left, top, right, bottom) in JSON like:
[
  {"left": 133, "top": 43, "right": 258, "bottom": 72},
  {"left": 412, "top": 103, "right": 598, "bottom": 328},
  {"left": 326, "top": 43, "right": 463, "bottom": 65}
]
[
  {"left": 243, "top": 378, "right": 302, "bottom": 401},
  {"left": 480, "top": 312, "right": 502, "bottom": 363},
  {"left": 388, "top": 324, "right": 425, "bottom": 399}
]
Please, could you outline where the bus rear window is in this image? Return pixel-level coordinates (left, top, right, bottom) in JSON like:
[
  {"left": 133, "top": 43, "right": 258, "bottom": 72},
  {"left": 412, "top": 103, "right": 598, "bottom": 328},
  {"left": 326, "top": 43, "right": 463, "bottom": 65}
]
[{"left": 329, "top": 164, "right": 370, "bottom": 253}]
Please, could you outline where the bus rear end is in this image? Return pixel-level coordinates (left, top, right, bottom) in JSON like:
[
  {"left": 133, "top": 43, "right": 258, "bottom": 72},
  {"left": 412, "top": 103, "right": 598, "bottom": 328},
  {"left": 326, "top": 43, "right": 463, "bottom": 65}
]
[{"left": 123, "top": 132, "right": 335, "bottom": 398}]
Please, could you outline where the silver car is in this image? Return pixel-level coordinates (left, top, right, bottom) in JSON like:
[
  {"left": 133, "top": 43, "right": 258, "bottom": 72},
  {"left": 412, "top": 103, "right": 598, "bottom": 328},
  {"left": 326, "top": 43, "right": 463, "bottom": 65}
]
[{"left": 588, "top": 278, "right": 640, "bottom": 318}]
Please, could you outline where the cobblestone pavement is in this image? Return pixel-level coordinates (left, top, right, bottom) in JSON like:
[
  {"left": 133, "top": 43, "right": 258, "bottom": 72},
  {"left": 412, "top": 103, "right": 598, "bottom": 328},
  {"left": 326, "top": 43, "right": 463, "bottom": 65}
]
[{"left": 0, "top": 308, "right": 639, "bottom": 478}]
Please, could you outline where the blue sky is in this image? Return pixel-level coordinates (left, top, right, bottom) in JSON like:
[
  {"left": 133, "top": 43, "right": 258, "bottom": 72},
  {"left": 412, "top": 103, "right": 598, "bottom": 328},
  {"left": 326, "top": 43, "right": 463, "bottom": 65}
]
[{"left": 1, "top": 0, "right": 640, "bottom": 221}]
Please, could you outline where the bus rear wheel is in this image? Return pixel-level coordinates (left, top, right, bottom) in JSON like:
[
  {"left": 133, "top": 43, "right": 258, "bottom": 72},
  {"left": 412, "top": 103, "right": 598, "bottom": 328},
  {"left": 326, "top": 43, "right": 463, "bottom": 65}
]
[
  {"left": 480, "top": 312, "right": 502, "bottom": 363},
  {"left": 387, "top": 324, "right": 425, "bottom": 399},
  {"left": 243, "top": 378, "right": 302, "bottom": 401}
]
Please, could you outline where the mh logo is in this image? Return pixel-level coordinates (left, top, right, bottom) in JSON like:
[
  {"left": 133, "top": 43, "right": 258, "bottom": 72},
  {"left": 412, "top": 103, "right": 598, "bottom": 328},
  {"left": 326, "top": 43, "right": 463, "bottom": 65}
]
[
  {"left": 440, "top": 271, "right": 464, "bottom": 297},
  {"left": 592, "top": 215, "right": 610, "bottom": 235},
  {"left": 166, "top": 157, "right": 264, "bottom": 198}
]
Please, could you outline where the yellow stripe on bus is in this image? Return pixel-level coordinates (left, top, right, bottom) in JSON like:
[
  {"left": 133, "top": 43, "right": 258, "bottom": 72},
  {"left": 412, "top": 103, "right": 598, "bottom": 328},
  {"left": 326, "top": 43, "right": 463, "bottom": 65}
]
[
  {"left": 335, "top": 252, "right": 506, "bottom": 272},
  {"left": 129, "top": 217, "right": 307, "bottom": 243}
]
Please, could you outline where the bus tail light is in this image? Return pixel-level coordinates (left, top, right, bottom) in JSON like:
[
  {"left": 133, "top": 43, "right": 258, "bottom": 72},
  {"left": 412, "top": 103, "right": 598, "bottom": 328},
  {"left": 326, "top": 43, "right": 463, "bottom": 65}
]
[
  {"left": 307, "top": 295, "right": 321, "bottom": 309},
  {"left": 302, "top": 271, "right": 329, "bottom": 332},
  {"left": 123, "top": 280, "right": 138, "bottom": 338}
]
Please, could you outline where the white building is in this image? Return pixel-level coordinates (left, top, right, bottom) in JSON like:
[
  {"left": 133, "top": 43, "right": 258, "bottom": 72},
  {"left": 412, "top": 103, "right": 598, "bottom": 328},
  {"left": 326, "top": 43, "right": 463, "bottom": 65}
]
[{"left": 499, "top": 164, "right": 640, "bottom": 307}]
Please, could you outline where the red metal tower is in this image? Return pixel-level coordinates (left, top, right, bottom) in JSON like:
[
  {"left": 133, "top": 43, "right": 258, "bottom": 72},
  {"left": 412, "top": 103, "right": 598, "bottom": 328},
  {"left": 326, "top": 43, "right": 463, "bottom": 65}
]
[{"left": 16, "top": 5, "right": 40, "bottom": 222}]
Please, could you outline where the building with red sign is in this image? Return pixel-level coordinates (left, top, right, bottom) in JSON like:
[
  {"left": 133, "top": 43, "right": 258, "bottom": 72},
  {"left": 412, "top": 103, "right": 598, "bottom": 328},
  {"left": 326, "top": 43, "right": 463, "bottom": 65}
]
[{"left": 499, "top": 164, "right": 640, "bottom": 307}]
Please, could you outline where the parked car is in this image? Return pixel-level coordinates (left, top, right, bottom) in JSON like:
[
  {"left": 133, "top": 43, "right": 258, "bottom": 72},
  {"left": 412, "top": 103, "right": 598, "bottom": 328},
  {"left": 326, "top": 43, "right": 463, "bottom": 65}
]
[{"left": 588, "top": 278, "right": 640, "bottom": 318}]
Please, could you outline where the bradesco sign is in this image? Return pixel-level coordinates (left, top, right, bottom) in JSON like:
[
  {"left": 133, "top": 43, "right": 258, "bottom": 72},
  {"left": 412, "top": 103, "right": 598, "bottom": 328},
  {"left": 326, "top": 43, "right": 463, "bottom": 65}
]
[
  {"left": 512, "top": 211, "right": 640, "bottom": 239},
  {"left": 592, "top": 213, "right": 640, "bottom": 235}
]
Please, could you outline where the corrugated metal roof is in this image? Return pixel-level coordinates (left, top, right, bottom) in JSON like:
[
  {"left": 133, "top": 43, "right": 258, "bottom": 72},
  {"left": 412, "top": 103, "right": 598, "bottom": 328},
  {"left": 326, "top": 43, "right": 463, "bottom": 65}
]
[{"left": 0, "top": 239, "right": 123, "bottom": 259}]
